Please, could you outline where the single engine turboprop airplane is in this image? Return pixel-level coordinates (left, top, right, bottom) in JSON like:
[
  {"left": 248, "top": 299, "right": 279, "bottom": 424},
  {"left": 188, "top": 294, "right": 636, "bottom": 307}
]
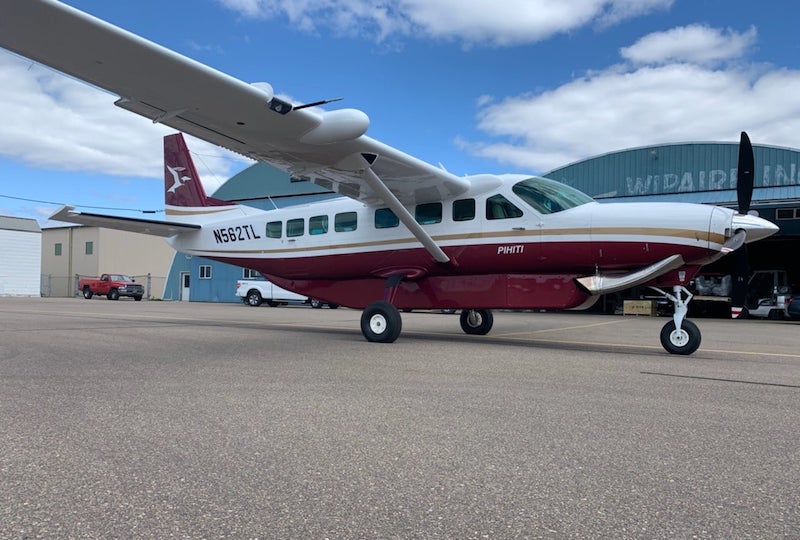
[{"left": 0, "top": 0, "right": 779, "bottom": 354}]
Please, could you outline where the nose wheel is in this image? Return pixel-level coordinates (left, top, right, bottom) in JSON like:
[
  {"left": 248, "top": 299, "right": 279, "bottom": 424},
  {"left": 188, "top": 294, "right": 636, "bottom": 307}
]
[{"left": 659, "top": 319, "right": 701, "bottom": 355}]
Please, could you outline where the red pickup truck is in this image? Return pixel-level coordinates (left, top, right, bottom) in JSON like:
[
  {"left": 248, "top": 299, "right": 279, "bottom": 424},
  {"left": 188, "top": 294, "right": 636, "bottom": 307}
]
[{"left": 79, "top": 274, "right": 145, "bottom": 301}]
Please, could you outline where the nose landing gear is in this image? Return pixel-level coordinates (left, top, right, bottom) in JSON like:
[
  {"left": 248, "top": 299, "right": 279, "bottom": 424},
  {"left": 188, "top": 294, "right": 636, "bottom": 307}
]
[{"left": 651, "top": 285, "right": 702, "bottom": 355}]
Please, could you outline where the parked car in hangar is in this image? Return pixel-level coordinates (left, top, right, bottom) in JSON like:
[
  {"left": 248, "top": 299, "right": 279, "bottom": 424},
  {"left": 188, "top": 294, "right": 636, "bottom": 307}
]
[{"left": 787, "top": 296, "right": 800, "bottom": 319}]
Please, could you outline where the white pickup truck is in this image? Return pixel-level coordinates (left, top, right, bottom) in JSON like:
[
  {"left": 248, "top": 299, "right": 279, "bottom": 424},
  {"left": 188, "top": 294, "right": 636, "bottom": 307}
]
[{"left": 235, "top": 279, "right": 337, "bottom": 309}]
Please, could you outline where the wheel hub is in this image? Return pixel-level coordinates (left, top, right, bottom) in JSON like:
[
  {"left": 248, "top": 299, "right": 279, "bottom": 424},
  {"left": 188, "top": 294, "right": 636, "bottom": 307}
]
[
  {"left": 369, "top": 314, "right": 387, "bottom": 334},
  {"left": 669, "top": 328, "right": 689, "bottom": 347}
]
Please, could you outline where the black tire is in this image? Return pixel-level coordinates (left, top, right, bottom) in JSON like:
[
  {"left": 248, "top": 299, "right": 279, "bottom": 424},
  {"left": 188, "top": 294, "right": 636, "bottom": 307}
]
[
  {"left": 660, "top": 319, "right": 701, "bottom": 355},
  {"left": 310, "top": 298, "right": 323, "bottom": 309},
  {"left": 360, "top": 301, "right": 402, "bottom": 343},
  {"left": 328, "top": 303, "right": 339, "bottom": 309},
  {"left": 108, "top": 289, "right": 120, "bottom": 301},
  {"left": 266, "top": 300, "right": 279, "bottom": 307},
  {"left": 246, "top": 290, "right": 262, "bottom": 307},
  {"left": 133, "top": 295, "right": 143, "bottom": 301},
  {"left": 460, "top": 309, "right": 494, "bottom": 335},
  {"left": 82, "top": 287, "right": 93, "bottom": 300}
]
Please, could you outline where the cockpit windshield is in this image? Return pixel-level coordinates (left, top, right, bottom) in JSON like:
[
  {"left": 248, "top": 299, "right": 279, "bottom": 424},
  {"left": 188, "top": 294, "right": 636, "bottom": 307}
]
[{"left": 512, "top": 177, "right": 594, "bottom": 214}]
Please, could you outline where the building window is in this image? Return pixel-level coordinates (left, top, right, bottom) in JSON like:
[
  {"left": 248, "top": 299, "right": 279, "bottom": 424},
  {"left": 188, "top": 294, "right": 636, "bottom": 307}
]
[
  {"left": 266, "top": 221, "right": 282, "bottom": 239},
  {"left": 776, "top": 208, "right": 799, "bottom": 220},
  {"left": 486, "top": 194, "right": 523, "bottom": 220},
  {"left": 375, "top": 208, "right": 399, "bottom": 229},
  {"left": 415, "top": 202, "right": 442, "bottom": 225},
  {"left": 287, "top": 218, "right": 304, "bottom": 237},
  {"left": 85, "top": 241, "right": 93, "bottom": 255},
  {"left": 335, "top": 212, "right": 357, "bottom": 232},
  {"left": 54, "top": 243, "right": 62, "bottom": 256},
  {"left": 199, "top": 265, "right": 212, "bottom": 279},
  {"left": 453, "top": 198, "right": 475, "bottom": 221},
  {"left": 309, "top": 215, "right": 328, "bottom": 235},
  {"left": 243, "top": 268, "right": 259, "bottom": 279}
]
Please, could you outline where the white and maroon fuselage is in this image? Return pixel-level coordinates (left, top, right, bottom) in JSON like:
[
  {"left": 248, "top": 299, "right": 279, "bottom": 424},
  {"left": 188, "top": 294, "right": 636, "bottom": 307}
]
[{"left": 166, "top": 173, "right": 767, "bottom": 311}]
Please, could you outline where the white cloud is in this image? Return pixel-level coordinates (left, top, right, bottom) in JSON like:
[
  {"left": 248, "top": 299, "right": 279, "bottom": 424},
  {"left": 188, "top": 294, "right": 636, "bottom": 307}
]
[
  {"left": 620, "top": 24, "right": 757, "bottom": 66},
  {"left": 468, "top": 26, "right": 800, "bottom": 173},
  {"left": 218, "top": 0, "right": 673, "bottom": 45},
  {"left": 0, "top": 53, "right": 250, "bottom": 190}
]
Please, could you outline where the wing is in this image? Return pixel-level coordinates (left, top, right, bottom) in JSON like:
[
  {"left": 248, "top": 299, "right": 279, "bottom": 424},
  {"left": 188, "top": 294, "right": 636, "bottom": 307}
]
[{"left": 0, "top": 0, "right": 470, "bottom": 208}]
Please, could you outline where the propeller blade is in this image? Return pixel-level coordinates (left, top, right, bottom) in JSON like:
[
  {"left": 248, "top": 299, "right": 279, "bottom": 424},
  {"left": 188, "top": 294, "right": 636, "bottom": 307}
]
[
  {"left": 729, "top": 246, "right": 750, "bottom": 318},
  {"left": 737, "top": 131, "right": 754, "bottom": 215}
]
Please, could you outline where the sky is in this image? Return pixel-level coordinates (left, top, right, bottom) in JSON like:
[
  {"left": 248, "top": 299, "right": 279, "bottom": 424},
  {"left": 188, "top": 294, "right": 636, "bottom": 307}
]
[{"left": 2, "top": 0, "right": 800, "bottom": 224}]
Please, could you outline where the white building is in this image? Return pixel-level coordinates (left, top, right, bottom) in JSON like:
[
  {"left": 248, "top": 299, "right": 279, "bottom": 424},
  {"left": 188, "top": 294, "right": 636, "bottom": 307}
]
[{"left": 0, "top": 215, "right": 42, "bottom": 297}]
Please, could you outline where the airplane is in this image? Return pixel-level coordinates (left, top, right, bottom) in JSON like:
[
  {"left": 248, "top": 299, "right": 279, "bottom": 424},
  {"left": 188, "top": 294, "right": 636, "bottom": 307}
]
[{"left": 0, "top": 0, "right": 779, "bottom": 354}]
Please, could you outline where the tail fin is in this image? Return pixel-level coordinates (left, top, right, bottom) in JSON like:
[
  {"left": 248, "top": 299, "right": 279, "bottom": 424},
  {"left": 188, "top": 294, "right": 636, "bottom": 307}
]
[{"left": 164, "top": 133, "right": 229, "bottom": 208}]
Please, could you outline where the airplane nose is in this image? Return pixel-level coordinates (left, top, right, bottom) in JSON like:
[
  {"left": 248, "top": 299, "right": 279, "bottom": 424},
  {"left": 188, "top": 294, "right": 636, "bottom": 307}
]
[{"left": 732, "top": 212, "right": 779, "bottom": 243}]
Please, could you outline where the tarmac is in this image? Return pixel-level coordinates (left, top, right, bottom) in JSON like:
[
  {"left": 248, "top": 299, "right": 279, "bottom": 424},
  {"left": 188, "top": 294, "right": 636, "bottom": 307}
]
[{"left": 1, "top": 297, "right": 799, "bottom": 538}]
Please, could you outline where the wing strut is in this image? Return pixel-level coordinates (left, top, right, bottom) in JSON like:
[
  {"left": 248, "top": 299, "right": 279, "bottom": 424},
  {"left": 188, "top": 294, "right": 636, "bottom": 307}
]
[{"left": 344, "top": 154, "right": 451, "bottom": 264}]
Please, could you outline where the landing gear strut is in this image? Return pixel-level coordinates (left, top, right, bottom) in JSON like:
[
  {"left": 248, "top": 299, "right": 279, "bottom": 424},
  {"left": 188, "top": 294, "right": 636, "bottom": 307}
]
[{"left": 651, "top": 285, "right": 701, "bottom": 355}]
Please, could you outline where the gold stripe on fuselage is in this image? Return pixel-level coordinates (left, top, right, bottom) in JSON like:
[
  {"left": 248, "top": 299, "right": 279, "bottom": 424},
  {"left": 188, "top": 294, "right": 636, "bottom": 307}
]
[{"left": 192, "top": 227, "right": 720, "bottom": 256}]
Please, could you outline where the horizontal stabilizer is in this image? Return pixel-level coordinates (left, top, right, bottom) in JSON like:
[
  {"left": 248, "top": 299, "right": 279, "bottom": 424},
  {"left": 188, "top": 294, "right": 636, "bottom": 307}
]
[
  {"left": 50, "top": 206, "right": 200, "bottom": 237},
  {"left": 575, "top": 254, "right": 685, "bottom": 295}
]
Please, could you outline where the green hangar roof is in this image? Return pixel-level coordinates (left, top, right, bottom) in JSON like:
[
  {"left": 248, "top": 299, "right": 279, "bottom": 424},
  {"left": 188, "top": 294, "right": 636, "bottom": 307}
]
[{"left": 545, "top": 141, "right": 800, "bottom": 206}]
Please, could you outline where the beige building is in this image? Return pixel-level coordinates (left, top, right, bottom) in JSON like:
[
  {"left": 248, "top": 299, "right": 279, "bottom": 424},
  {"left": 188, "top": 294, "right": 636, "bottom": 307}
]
[{"left": 41, "top": 225, "right": 176, "bottom": 298}]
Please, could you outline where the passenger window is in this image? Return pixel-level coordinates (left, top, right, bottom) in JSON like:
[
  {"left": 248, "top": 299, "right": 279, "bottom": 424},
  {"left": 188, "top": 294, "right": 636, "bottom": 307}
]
[
  {"left": 309, "top": 215, "right": 328, "bottom": 235},
  {"left": 486, "top": 195, "right": 523, "bottom": 220},
  {"left": 415, "top": 202, "right": 442, "bottom": 225},
  {"left": 266, "top": 221, "right": 282, "bottom": 239},
  {"left": 375, "top": 208, "right": 399, "bottom": 229},
  {"left": 287, "top": 218, "right": 304, "bottom": 237},
  {"left": 453, "top": 198, "right": 475, "bottom": 222},
  {"left": 335, "top": 212, "right": 358, "bottom": 232}
]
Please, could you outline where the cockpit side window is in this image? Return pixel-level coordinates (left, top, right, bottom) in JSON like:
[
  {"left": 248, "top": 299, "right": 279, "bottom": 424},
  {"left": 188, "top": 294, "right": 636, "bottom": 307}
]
[
  {"left": 512, "top": 177, "right": 593, "bottom": 214},
  {"left": 486, "top": 194, "right": 523, "bottom": 220}
]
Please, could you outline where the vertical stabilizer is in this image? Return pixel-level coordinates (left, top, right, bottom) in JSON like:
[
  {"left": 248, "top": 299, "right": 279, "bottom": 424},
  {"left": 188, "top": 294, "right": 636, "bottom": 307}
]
[{"left": 164, "top": 133, "right": 229, "bottom": 208}]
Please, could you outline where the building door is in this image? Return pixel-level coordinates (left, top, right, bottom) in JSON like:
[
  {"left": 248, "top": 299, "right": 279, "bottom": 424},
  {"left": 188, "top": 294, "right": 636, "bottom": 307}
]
[{"left": 180, "top": 272, "right": 190, "bottom": 301}]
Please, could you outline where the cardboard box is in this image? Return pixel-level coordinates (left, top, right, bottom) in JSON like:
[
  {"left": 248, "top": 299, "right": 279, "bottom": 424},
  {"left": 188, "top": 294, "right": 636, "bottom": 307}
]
[{"left": 623, "top": 299, "right": 656, "bottom": 316}]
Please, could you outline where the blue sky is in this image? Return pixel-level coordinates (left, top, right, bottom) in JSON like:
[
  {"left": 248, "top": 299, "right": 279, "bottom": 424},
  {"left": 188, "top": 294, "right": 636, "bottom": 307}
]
[{"left": 2, "top": 0, "right": 800, "bottom": 224}]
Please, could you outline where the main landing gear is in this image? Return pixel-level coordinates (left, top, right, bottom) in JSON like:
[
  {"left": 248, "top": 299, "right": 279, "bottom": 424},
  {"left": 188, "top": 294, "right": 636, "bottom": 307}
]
[
  {"left": 359, "top": 303, "right": 497, "bottom": 343},
  {"left": 651, "top": 285, "right": 701, "bottom": 355},
  {"left": 359, "top": 276, "right": 497, "bottom": 343}
]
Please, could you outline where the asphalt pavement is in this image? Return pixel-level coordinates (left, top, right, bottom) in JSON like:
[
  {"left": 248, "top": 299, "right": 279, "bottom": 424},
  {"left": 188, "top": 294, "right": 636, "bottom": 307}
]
[{"left": 1, "top": 297, "right": 798, "bottom": 538}]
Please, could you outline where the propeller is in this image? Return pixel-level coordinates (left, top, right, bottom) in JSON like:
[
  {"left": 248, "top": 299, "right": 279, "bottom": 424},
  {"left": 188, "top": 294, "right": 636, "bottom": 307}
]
[{"left": 730, "top": 131, "right": 754, "bottom": 318}]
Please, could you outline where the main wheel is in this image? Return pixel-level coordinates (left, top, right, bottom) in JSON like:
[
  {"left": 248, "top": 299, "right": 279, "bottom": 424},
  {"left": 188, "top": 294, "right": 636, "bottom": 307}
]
[
  {"left": 660, "top": 319, "right": 701, "bottom": 355},
  {"left": 361, "top": 301, "right": 402, "bottom": 343},
  {"left": 246, "top": 290, "right": 262, "bottom": 307},
  {"left": 460, "top": 309, "right": 494, "bottom": 335},
  {"left": 83, "top": 287, "right": 93, "bottom": 300}
]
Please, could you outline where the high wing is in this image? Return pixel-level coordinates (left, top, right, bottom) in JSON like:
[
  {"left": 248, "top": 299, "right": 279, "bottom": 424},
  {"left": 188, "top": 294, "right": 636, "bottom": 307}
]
[
  {"left": 0, "top": 0, "right": 470, "bottom": 263},
  {"left": 50, "top": 206, "right": 200, "bottom": 237},
  {"left": 0, "top": 0, "right": 469, "bottom": 208}
]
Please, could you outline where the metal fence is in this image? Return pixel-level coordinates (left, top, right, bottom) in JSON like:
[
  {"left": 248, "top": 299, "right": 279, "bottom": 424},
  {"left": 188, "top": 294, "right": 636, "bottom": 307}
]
[{"left": 40, "top": 273, "right": 167, "bottom": 300}]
